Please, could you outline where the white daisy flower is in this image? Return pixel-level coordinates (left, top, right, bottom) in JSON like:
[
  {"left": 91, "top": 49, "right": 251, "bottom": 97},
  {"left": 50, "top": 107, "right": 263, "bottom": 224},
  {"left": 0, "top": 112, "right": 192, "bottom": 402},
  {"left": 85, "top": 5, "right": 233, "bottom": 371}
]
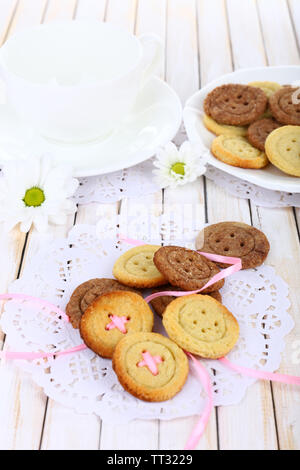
[
  {"left": 0, "top": 155, "right": 79, "bottom": 233},
  {"left": 153, "top": 141, "right": 208, "bottom": 188}
]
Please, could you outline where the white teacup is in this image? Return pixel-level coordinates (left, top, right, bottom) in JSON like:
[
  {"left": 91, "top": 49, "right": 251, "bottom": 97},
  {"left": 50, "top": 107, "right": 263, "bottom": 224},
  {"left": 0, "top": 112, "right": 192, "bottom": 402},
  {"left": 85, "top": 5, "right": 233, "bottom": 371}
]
[{"left": 0, "top": 21, "right": 163, "bottom": 143}]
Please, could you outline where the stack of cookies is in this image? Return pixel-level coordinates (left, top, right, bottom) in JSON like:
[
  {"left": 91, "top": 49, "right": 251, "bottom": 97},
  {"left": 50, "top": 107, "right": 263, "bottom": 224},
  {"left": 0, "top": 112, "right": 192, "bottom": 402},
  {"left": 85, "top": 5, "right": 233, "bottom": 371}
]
[
  {"left": 203, "top": 82, "right": 300, "bottom": 176},
  {"left": 65, "top": 222, "right": 270, "bottom": 403}
]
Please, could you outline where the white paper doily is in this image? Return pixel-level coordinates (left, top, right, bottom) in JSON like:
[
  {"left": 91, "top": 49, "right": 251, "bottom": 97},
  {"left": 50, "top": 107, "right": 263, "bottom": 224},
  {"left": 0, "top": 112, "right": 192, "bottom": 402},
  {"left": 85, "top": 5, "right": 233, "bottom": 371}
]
[
  {"left": 205, "top": 166, "right": 300, "bottom": 208},
  {"left": 73, "top": 158, "right": 300, "bottom": 208},
  {"left": 1, "top": 222, "right": 294, "bottom": 423}
]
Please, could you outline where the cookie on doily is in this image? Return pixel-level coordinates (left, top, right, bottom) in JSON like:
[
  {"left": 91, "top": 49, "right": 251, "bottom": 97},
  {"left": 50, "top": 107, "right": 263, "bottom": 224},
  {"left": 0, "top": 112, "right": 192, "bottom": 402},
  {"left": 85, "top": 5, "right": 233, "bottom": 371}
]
[
  {"left": 153, "top": 246, "right": 224, "bottom": 293},
  {"left": 150, "top": 285, "right": 222, "bottom": 317},
  {"left": 80, "top": 291, "right": 153, "bottom": 358},
  {"left": 112, "top": 332, "right": 189, "bottom": 402},
  {"left": 66, "top": 278, "right": 140, "bottom": 329},
  {"left": 196, "top": 222, "right": 270, "bottom": 269},
  {"left": 113, "top": 245, "right": 167, "bottom": 288},
  {"left": 162, "top": 294, "right": 239, "bottom": 359}
]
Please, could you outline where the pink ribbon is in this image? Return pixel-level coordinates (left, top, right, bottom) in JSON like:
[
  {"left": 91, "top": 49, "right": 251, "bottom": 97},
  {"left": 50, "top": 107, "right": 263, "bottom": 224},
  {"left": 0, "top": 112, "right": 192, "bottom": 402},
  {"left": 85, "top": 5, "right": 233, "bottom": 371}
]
[
  {"left": 105, "top": 315, "right": 128, "bottom": 333},
  {"left": 219, "top": 357, "right": 300, "bottom": 386},
  {"left": 137, "top": 351, "right": 163, "bottom": 375},
  {"left": 184, "top": 353, "right": 214, "bottom": 450}
]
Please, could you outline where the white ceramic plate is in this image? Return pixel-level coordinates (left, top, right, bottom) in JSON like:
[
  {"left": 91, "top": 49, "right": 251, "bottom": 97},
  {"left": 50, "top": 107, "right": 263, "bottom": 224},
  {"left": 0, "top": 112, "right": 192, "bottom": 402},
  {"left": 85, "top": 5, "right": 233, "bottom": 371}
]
[
  {"left": 183, "top": 66, "right": 300, "bottom": 193},
  {"left": 0, "top": 77, "right": 182, "bottom": 177}
]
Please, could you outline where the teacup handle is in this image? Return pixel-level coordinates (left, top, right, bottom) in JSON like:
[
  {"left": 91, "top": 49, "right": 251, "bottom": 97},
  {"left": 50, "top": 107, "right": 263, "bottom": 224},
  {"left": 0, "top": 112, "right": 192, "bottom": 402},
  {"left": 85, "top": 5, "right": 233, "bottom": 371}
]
[{"left": 139, "top": 34, "right": 163, "bottom": 85}]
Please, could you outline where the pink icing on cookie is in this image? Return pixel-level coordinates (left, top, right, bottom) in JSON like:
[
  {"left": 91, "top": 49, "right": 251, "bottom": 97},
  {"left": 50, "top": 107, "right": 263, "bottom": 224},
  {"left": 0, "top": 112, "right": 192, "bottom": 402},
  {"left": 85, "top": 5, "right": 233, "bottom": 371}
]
[
  {"left": 138, "top": 351, "right": 163, "bottom": 375},
  {"left": 105, "top": 315, "right": 129, "bottom": 333}
]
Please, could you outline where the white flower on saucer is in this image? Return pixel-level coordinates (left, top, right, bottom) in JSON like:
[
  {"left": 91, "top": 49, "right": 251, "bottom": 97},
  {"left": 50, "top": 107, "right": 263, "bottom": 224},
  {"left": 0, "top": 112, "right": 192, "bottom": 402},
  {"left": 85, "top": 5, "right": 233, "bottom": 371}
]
[
  {"left": 0, "top": 155, "right": 79, "bottom": 233},
  {"left": 153, "top": 141, "right": 208, "bottom": 188}
]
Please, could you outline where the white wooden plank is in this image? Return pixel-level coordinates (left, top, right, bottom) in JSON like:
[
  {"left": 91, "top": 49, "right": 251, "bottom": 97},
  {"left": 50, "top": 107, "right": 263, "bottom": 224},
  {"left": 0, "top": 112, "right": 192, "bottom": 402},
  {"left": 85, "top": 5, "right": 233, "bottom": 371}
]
[
  {"left": 43, "top": 0, "right": 77, "bottom": 22},
  {"left": 197, "top": 0, "right": 278, "bottom": 450},
  {"left": 160, "top": 0, "right": 218, "bottom": 450},
  {"left": 289, "top": 0, "right": 300, "bottom": 48},
  {"left": 0, "top": 0, "right": 54, "bottom": 450},
  {"left": 257, "top": 0, "right": 300, "bottom": 65},
  {"left": 197, "top": 0, "right": 232, "bottom": 84},
  {"left": 0, "top": 0, "right": 18, "bottom": 44},
  {"left": 252, "top": 0, "right": 300, "bottom": 450},
  {"left": 105, "top": 0, "right": 137, "bottom": 30},
  {"left": 9, "top": 0, "right": 47, "bottom": 34},
  {"left": 227, "top": 0, "right": 266, "bottom": 68}
]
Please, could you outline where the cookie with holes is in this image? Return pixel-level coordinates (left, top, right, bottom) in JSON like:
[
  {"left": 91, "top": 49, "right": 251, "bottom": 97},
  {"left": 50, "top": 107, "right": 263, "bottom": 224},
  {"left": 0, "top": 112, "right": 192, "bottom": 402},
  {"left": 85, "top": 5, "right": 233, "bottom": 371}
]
[
  {"left": 269, "top": 87, "right": 300, "bottom": 125},
  {"left": 163, "top": 294, "right": 239, "bottom": 359},
  {"left": 204, "top": 84, "right": 267, "bottom": 126},
  {"left": 195, "top": 222, "right": 270, "bottom": 269},
  {"left": 265, "top": 125, "right": 300, "bottom": 177},
  {"left": 113, "top": 245, "right": 167, "bottom": 288},
  {"left": 211, "top": 134, "right": 269, "bottom": 169},
  {"left": 80, "top": 291, "right": 154, "bottom": 358},
  {"left": 150, "top": 285, "right": 222, "bottom": 317},
  {"left": 153, "top": 246, "right": 224, "bottom": 293},
  {"left": 247, "top": 118, "right": 282, "bottom": 151},
  {"left": 66, "top": 278, "right": 140, "bottom": 329},
  {"left": 112, "top": 332, "right": 189, "bottom": 402}
]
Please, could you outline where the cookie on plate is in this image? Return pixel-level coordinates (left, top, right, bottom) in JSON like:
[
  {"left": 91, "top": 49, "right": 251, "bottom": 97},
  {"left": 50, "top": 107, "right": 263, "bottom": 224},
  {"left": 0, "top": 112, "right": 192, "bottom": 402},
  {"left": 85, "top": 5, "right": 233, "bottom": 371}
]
[
  {"left": 247, "top": 118, "right": 281, "bottom": 151},
  {"left": 196, "top": 222, "right": 270, "bottom": 269},
  {"left": 265, "top": 125, "right": 300, "bottom": 177},
  {"left": 269, "top": 87, "right": 300, "bottom": 125},
  {"left": 150, "top": 285, "right": 222, "bottom": 317},
  {"left": 248, "top": 81, "right": 281, "bottom": 98},
  {"left": 153, "top": 246, "right": 224, "bottom": 293},
  {"left": 204, "top": 84, "right": 268, "bottom": 126},
  {"left": 203, "top": 113, "right": 247, "bottom": 137},
  {"left": 163, "top": 294, "right": 239, "bottom": 359},
  {"left": 112, "top": 332, "right": 189, "bottom": 402},
  {"left": 80, "top": 291, "right": 154, "bottom": 358},
  {"left": 66, "top": 278, "right": 140, "bottom": 329},
  {"left": 211, "top": 134, "right": 269, "bottom": 168},
  {"left": 113, "top": 245, "right": 167, "bottom": 288}
]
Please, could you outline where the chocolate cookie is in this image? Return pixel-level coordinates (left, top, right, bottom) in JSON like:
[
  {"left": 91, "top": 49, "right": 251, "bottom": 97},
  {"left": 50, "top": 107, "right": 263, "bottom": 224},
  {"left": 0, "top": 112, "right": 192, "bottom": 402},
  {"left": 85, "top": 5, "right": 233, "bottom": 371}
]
[
  {"left": 204, "top": 84, "right": 268, "bottom": 126},
  {"left": 247, "top": 118, "right": 281, "bottom": 151},
  {"left": 196, "top": 222, "right": 270, "bottom": 269},
  {"left": 153, "top": 246, "right": 224, "bottom": 293},
  {"left": 66, "top": 278, "right": 140, "bottom": 329},
  {"left": 150, "top": 286, "right": 222, "bottom": 317},
  {"left": 269, "top": 87, "right": 300, "bottom": 125}
]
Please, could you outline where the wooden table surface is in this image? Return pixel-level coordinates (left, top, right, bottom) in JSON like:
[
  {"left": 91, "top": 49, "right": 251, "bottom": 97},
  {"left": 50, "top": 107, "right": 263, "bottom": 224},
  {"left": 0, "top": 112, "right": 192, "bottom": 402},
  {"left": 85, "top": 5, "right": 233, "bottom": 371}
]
[{"left": 0, "top": 0, "right": 299, "bottom": 450}]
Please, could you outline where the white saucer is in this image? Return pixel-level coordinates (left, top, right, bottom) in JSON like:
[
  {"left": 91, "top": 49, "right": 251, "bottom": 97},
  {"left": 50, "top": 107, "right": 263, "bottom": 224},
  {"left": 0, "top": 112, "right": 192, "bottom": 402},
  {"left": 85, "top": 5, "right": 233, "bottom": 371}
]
[
  {"left": 0, "top": 77, "right": 182, "bottom": 177},
  {"left": 183, "top": 66, "right": 300, "bottom": 193}
]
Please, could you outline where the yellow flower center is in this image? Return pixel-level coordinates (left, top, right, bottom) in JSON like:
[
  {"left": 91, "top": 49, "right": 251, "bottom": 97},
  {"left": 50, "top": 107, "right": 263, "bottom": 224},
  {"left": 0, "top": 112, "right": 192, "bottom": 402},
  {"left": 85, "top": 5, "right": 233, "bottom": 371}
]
[
  {"left": 23, "top": 187, "right": 45, "bottom": 207},
  {"left": 171, "top": 162, "right": 185, "bottom": 176}
]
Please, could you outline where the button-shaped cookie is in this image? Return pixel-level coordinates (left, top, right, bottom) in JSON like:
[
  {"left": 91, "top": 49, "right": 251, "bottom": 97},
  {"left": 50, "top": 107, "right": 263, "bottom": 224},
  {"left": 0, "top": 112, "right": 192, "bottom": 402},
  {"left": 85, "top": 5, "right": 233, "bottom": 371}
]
[
  {"left": 196, "top": 222, "right": 270, "bottom": 269},
  {"left": 113, "top": 245, "right": 167, "bottom": 288},
  {"left": 153, "top": 245, "right": 224, "bottom": 293},
  {"left": 265, "top": 125, "right": 300, "bottom": 177},
  {"left": 80, "top": 291, "right": 154, "bottom": 358},
  {"left": 112, "top": 332, "right": 189, "bottom": 402},
  {"left": 163, "top": 294, "right": 239, "bottom": 359},
  {"left": 211, "top": 135, "right": 269, "bottom": 169},
  {"left": 66, "top": 278, "right": 140, "bottom": 329}
]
